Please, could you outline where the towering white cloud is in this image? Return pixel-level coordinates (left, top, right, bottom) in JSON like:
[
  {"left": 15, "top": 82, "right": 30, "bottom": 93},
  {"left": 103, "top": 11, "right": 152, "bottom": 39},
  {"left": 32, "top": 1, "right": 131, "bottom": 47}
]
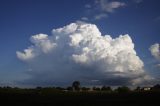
[
  {"left": 149, "top": 43, "right": 160, "bottom": 61},
  {"left": 17, "top": 22, "right": 151, "bottom": 86}
]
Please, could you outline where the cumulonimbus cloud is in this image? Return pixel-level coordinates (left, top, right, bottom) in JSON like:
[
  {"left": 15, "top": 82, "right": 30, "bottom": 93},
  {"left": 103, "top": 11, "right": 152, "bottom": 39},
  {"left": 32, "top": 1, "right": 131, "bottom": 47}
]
[{"left": 16, "top": 22, "right": 151, "bottom": 86}]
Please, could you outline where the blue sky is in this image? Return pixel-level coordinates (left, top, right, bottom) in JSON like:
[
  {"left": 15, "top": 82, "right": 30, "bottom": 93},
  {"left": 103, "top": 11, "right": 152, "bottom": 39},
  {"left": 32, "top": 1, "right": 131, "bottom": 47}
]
[{"left": 0, "top": 0, "right": 160, "bottom": 87}]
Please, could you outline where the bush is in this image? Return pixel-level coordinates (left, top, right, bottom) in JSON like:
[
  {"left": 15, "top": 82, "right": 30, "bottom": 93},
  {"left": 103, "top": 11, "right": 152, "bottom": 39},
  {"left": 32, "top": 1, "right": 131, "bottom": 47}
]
[
  {"left": 81, "top": 87, "right": 90, "bottom": 91},
  {"left": 72, "top": 81, "right": 80, "bottom": 91},
  {"left": 115, "top": 86, "right": 130, "bottom": 93},
  {"left": 101, "top": 86, "right": 112, "bottom": 92}
]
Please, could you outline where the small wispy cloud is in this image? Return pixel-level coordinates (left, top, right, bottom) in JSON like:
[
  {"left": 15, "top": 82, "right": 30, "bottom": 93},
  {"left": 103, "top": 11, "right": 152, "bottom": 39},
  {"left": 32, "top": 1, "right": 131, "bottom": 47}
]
[
  {"left": 83, "top": 0, "right": 126, "bottom": 20},
  {"left": 94, "top": 13, "right": 107, "bottom": 20},
  {"left": 156, "top": 64, "right": 160, "bottom": 68},
  {"left": 149, "top": 43, "right": 160, "bottom": 61},
  {"left": 81, "top": 17, "right": 89, "bottom": 21},
  {"left": 97, "top": 0, "right": 126, "bottom": 13},
  {"left": 149, "top": 43, "right": 160, "bottom": 75},
  {"left": 155, "top": 16, "right": 160, "bottom": 22},
  {"left": 85, "top": 4, "right": 91, "bottom": 8},
  {"left": 133, "top": 0, "right": 143, "bottom": 4}
]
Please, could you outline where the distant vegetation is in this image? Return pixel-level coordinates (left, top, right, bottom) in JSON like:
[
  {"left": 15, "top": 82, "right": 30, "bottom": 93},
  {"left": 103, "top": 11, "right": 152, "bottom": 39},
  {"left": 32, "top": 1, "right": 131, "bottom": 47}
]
[
  {"left": 0, "top": 81, "right": 160, "bottom": 105},
  {"left": 0, "top": 81, "right": 160, "bottom": 93}
]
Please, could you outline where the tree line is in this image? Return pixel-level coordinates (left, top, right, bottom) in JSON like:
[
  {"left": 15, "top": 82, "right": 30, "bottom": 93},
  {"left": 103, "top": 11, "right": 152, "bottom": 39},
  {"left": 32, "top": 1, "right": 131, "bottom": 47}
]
[
  {"left": 0, "top": 81, "right": 160, "bottom": 93},
  {"left": 70, "top": 81, "right": 160, "bottom": 92}
]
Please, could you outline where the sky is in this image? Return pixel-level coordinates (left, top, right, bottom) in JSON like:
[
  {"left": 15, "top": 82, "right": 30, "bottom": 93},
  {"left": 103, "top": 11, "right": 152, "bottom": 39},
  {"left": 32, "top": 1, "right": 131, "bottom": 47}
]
[{"left": 0, "top": 0, "right": 160, "bottom": 87}]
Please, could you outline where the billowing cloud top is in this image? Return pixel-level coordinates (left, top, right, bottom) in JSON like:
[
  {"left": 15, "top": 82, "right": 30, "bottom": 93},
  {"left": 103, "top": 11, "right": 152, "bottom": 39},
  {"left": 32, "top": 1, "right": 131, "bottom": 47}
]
[{"left": 16, "top": 22, "right": 151, "bottom": 86}]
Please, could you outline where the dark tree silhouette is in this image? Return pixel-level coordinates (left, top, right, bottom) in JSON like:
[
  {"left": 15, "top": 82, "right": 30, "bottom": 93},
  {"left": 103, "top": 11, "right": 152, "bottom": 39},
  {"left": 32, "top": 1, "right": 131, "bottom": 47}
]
[
  {"left": 67, "top": 86, "right": 73, "bottom": 91},
  {"left": 101, "top": 86, "right": 112, "bottom": 92},
  {"left": 135, "top": 86, "right": 141, "bottom": 91},
  {"left": 72, "top": 81, "right": 80, "bottom": 91},
  {"left": 36, "top": 87, "right": 42, "bottom": 90},
  {"left": 81, "top": 87, "right": 90, "bottom": 91},
  {"left": 56, "top": 87, "right": 65, "bottom": 90},
  {"left": 152, "top": 84, "right": 160, "bottom": 91},
  {"left": 115, "top": 86, "right": 130, "bottom": 93},
  {"left": 93, "top": 87, "right": 101, "bottom": 91}
]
